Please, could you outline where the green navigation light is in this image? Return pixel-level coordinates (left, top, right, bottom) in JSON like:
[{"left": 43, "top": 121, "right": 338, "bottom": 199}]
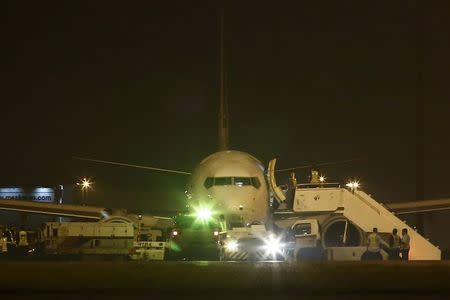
[{"left": 196, "top": 207, "right": 213, "bottom": 221}]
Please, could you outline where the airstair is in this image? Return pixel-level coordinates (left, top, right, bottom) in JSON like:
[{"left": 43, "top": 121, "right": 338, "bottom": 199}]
[{"left": 292, "top": 187, "right": 441, "bottom": 260}]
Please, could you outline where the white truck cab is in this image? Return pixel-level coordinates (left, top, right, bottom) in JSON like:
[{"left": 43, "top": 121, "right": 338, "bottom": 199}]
[{"left": 289, "top": 219, "right": 324, "bottom": 261}]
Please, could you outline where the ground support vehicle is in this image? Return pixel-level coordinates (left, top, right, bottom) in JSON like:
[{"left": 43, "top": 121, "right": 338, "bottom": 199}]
[
  {"left": 41, "top": 222, "right": 134, "bottom": 260},
  {"left": 285, "top": 219, "right": 387, "bottom": 261},
  {"left": 219, "top": 225, "right": 285, "bottom": 261},
  {"left": 129, "top": 241, "right": 166, "bottom": 261},
  {"left": 129, "top": 229, "right": 167, "bottom": 261},
  {"left": 166, "top": 215, "right": 220, "bottom": 260}
]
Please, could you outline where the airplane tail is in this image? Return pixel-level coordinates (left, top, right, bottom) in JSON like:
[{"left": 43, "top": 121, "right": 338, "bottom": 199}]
[{"left": 218, "top": 6, "right": 229, "bottom": 151}]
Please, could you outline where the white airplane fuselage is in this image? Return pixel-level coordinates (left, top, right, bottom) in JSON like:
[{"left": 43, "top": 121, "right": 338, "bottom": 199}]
[{"left": 186, "top": 150, "right": 269, "bottom": 227}]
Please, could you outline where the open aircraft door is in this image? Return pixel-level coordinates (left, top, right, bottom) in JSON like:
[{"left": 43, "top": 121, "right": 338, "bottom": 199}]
[{"left": 267, "top": 158, "right": 286, "bottom": 204}]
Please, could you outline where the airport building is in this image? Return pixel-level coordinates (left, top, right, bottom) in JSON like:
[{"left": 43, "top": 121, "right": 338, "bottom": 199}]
[
  {"left": 0, "top": 186, "right": 63, "bottom": 203},
  {"left": 0, "top": 185, "right": 76, "bottom": 228}
]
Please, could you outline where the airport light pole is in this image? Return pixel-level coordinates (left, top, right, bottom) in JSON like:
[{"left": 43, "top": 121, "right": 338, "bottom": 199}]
[{"left": 77, "top": 177, "right": 93, "bottom": 203}]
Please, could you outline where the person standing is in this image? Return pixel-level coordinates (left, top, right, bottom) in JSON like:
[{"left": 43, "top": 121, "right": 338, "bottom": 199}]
[
  {"left": 365, "top": 227, "right": 388, "bottom": 260},
  {"left": 285, "top": 172, "right": 297, "bottom": 209},
  {"left": 389, "top": 228, "right": 401, "bottom": 260},
  {"left": 219, "top": 214, "right": 227, "bottom": 233},
  {"left": 400, "top": 228, "right": 410, "bottom": 261},
  {"left": 17, "top": 226, "right": 29, "bottom": 255}
]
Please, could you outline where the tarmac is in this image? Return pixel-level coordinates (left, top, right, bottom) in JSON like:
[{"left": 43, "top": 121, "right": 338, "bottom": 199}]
[{"left": 0, "top": 260, "right": 450, "bottom": 299}]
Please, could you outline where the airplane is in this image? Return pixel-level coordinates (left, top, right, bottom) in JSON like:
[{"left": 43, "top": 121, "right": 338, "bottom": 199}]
[
  {"left": 70, "top": 6, "right": 450, "bottom": 237},
  {"left": 67, "top": 8, "right": 450, "bottom": 260}
]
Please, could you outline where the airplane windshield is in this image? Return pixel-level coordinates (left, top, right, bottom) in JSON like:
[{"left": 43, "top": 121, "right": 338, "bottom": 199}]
[
  {"left": 214, "top": 177, "right": 232, "bottom": 186},
  {"left": 234, "top": 177, "right": 252, "bottom": 186},
  {"left": 203, "top": 177, "right": 261, "bottom": 189}
]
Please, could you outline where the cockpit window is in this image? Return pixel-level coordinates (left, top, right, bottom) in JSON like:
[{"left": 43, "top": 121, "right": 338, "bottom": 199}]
[
  {"left": 204, "top": 177, "right": 214, "bottom": 189},
  {"left": 214, "top": 177, "right": 232, "bottom": 186},
  {"left": 203, "top": 177, "right": 261, "bottom": 189},
  {"left": 251, "top": 177, "right": 261, "bottom": 188},
  {"left": 234, "top": 177, "right": 252, "bottom": 186}
]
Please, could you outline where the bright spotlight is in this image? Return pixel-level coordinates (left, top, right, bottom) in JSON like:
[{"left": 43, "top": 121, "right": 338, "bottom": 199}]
[
  {"left": 195, "top": 207, "right": 212, "bottom": 221},
  {"left": 346, "top": 180, "right": 360, "bottom": 190},
  {"left": 263, "top": 235, "right": 284, "bottom": 258},
  {"left": 225, "top": 240, "right": 238, "bottom": 252},
  {"left": 79, "top": 178, "right": 92, "bottom": 190},
  {"left": 319, "top": 176, "right": 326, "bottom": 183}
]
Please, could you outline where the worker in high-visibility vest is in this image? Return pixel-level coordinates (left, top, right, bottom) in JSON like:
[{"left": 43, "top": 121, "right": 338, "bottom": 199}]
[
  {"left": 0, "top": 228, "right": 7, "bottom": 253},
  {"left": 18, "top": 230, "right": 28, "bottom": 247},
  {"left": 219, "top": 214, "right": 227, "bottom": 233},
  {"left": 17, "top": 227, "right": 29, "bottom": 255},
  {"left": 366, "top": 227, "right": 388, "bottom": 260}
]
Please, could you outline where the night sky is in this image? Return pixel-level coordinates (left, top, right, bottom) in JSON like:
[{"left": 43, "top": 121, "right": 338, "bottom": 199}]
[{"left": 2, "top": 1, "right": 449, "bottom": 213}]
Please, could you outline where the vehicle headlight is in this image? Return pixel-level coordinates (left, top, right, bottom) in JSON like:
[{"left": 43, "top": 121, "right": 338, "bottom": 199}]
[
  {"left": 225, "top": 240, "right": 238, "bottom": 252},
  {"left": 263, "top": 235, "right": 284, "bottom": 257}
]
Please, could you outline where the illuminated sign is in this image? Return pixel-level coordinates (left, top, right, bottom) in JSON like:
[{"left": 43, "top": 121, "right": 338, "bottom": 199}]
[{"left": 0, "top": 188, "right": 55, "bottom": 203}]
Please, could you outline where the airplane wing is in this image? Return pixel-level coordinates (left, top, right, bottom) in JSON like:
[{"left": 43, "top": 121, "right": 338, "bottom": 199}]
[
  {"left": 385, "top": 198, "right": 450, "bottom": 215},
  {"left": 72, "top": 157, "right": 191, "bottom": 175},
  {"left": 0, "top": 199, "right": 109, "bottom": 220},
  {"left": 0, "top": 200, "right": 176, "bottom": 230}
]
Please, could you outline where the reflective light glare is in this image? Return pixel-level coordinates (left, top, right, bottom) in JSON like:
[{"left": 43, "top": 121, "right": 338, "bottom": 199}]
[
  {"left": 319, "top": 176, "right": 325, "bottom": 183},
  {"left": 225, "top": 240, "right": 238, "bottom": 252},
  {"left": 172, "top": 230, "right": 178, "bottom": 236}
]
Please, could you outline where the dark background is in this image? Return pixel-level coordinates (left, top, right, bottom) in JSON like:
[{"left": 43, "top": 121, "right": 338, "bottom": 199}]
[{"left": 1, "top": 1, "right": 449, "bottom": 214}]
